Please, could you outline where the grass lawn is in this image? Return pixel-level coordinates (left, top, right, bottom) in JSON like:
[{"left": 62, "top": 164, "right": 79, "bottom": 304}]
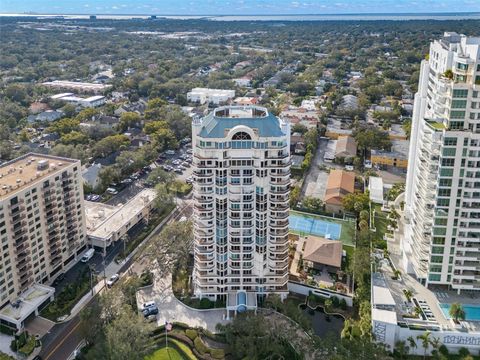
[
  {"left": 289, "top": 210, "right": 356, "bottom": 247},
  {"left": 372, "top": 204, "right": 388, "bottom": 248},
  {"left": 145, "top": 347, "right": 184, "bottom": 360},
  {"left": 342, "top": 245, "right": 354, "bottom": 271},
  {"left": 146, "top": 339, "right": 197, "bottom": 360}
]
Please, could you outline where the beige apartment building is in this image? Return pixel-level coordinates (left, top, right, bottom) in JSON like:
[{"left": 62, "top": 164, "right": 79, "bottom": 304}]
[
  {"left": 191, "top": 106, "right": 291, "bottom": 315},
  {"left": 0, "top": 154, "right": 88, "bottom": 311}
]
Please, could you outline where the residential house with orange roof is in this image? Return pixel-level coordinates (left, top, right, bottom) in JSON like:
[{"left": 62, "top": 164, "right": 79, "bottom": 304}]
[{"left": 324, "top": 169, "right": 355, "bottom": 213}]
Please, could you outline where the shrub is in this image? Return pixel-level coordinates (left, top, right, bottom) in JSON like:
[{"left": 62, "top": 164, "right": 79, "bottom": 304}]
[
  {"left": 339, "top": 298, "right": 347, "bottom": 310},
  {"left": 194, "top": 336, "right": 208, "bottom": 355},
  {"left": 0, "top": 324, "right": 15, "bottom": 336},
  {"left": 210, "top": 348, "right": 225, "bottom": 359},
  {"left": 438, "top": 344, "right": 449, "bottom": 356},
  {"left": 185, "top": 329, "right": 198, "bottom": 341},
  {"left": 199, "top": 298, "right": 213, "bottom": 309},
  {"left": 0, "top": 352, "right": 15, "bottom": 360},
  {"left": 331, "top": 296, "right": 340, "bottom": 307},
  {"left": 458, "top": 348, "right": 470, "bottom": 357},
  {"left": 140, "top": 270, "right": 153, "bottom": 286}
]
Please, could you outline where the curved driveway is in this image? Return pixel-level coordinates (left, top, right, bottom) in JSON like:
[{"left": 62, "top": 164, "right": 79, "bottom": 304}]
[{"left": 136, "top": 272, "right": 228, "bottom": 332}]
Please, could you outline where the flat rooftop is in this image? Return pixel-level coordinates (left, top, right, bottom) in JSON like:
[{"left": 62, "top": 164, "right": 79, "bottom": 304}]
[
  {"left": 42, "top": 80, "right": 112, "bottom": 91},
  {"left": 0, "top": 284, "right": 54, "bottom": 324},
  {"left": 0, "top": 153, "right": 77, "bottom": 200},
  {"left": 85, "top": 188, "right": 156, "bottom": 241}
]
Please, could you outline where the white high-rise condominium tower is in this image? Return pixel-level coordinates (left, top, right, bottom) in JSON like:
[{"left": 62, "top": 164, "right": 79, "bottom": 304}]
[
  {"left": 192, "top": 106, "right": 290, "bottom": 307},
  {"left": 403, "top": 32, "right": 480, "bottom": 293}
]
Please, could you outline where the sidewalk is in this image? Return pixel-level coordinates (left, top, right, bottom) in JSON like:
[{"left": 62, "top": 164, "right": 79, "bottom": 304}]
[{"left": 60, "top": 200, "right": 190, "bottom": 322}]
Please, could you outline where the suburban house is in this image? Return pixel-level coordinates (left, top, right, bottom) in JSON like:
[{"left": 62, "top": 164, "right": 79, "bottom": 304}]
[
  {"left": 290, "top": 132, "right": 306, "bottom": 155},
  {"left": 27, "top": 110, "right": 64, "bottom": 123},
  {"left": 324, "top": 169, "right": 355, "bottom": 213},
  {"left": 302, "top": 235, "right": 343, "bottom": 273},
  {"left": 370, "top": 139, "right": 409, "bottom": 169},
  {"left": 82, "top": 163, "right": 102, "bottom": 189},
  {"left": 335, "top": 135, "right": 357, "bottom": 160}
]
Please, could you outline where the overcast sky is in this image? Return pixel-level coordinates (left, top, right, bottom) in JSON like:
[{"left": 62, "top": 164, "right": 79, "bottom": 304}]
[{"left": 1, "top": 0, "right": 479, "bottom": 15}]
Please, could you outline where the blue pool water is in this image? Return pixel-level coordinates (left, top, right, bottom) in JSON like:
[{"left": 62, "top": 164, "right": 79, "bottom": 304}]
[
  {"left": 439, "top": 303, "right": 480, "bottom": 321},
  {"left": 289, "top": 214, "right": 342, "bottom": 240}
]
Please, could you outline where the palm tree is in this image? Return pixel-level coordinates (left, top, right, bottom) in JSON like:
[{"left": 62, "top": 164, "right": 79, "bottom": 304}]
[
  {"left": 403, "top": 289, "right": 413, "bottom": 302},
  {"left": 394, "top": 340, "right": 410, "bottom": 360},
  {"left": 407, "top": 336, "right": 417, "bottom": 352},
  {"left": 449, "top": 302, "right": 466, "bottom": 323},
  {"left": 429, "top": 337, "right": 441, "bottom": 358},
  {"left": 417, "top": 331, "right": 431, "bottom": 359}
]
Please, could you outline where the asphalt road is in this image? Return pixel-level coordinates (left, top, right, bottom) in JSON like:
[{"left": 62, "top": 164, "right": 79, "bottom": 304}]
[{"left": 39, "top": 305, "right": 85, "bottom": 360}]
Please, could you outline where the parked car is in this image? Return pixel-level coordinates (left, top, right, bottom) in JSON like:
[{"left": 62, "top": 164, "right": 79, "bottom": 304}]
[
  {"left": 345, "top": 165, "right": 354, "bottom": 171},
  {"left": 186, "top": 149, "right": 193, "bottom": 154},
  {"left": 186, "top": 177, "right": 194, "bottom": 184},
  {"left": 178, "top": 165, "right": 186, "bottom": 171},
  {"left": 106, "top": 188, "right": 118, "bottom": 195},
  {"left": 172, "top": 159, "right": 181, "bottom": 165},
  {"left": 86, "top": 194, "right": 93, "bottom": 201},
  {"left": 106, "top": 274, "right": 119, "bottom": 288},
  {"left": 364, "top": 160, "right": 373, "bottom": 169},
  {"left": 165, "top": 150, "right": 175, "bottom": 155},
  {"left": 142, "top": 306, "right": 159, "bottom": 317},
  {"left": 91, "top": 194, "right": 100, "bottom": 201},
  {"left": 121, "top": 178, "right": 133, "bottom": 184},
  {"left": 174, "top": 168, "right": 183, "bottom": 174},
  {"left": 142, "top": 301, "right": 156, "bottom": 310},
  {"left": 81, "top": 249, "right": 95, "bottom": 263}
]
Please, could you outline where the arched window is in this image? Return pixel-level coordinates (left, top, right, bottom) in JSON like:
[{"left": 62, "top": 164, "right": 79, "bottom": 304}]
[{"left": 232, "top": 132, "right": 251, "bottom": 140}]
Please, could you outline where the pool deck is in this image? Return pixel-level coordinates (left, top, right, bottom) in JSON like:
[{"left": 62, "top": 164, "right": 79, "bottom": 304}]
[
  {"left": 386, "top": 210, "right": 480, "bottom": 332},
  {"left": 289, "top": 210, "right": 356, "bottom": 247}
]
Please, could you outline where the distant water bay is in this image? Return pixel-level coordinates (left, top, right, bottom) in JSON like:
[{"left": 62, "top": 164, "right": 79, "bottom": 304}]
[{"left": 1, "top": 12, "right": 480, "bottom": 21}]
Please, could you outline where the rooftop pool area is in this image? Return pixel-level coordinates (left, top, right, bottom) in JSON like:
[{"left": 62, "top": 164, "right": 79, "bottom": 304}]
[{"left": 439, "top": 303, "right": 480, "bottom": 321}]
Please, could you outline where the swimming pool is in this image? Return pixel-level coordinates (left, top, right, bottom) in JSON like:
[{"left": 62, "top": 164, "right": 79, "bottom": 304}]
[
  {"left": 289, "top": 213, "right": 342, "bottom": 240},
  {"left": 439, "top": 303, "right": 480, "bottom": 321}
]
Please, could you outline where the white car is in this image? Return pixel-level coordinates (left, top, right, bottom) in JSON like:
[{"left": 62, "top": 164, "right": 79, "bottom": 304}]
[
  {"left": 106, "top": 188, "right": 118, "bottom": 195},
  {"left": 364, "top": 160, "right": 373, "bottom": 169},
  {"left": 106, "top": 274, "right": 119, "bottom": 288},
  {"left": 142, "top": 301, "right": 156, "bottom": 310},
  {"left": 345, "top": 165, "right": 354, "bottom": 171}
]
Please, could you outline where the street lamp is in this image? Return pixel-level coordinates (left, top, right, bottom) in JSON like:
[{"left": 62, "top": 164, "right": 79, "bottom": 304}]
[{"left": 89, "top": 263, "right": 96, "bottom": 296}]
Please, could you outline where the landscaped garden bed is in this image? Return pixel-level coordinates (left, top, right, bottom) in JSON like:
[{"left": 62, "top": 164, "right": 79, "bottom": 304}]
[{"left": 40, "top": 267, "right": 93, "bottom": 321}]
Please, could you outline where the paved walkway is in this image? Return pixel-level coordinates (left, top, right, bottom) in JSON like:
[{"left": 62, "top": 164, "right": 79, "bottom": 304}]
[
  {"left": 290, "top": 237, "right": 305, "bottom": 277},
  {"left": 137, "top": 273, "right": 228, "bottom": 332},
  {"left": 0, "top": 333, "right": 16, "bottom": 358}
]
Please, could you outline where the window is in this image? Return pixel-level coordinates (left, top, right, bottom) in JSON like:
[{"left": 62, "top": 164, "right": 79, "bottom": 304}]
[
  {"left": 429, "top": 274, "right": 441, "bottom": 281},
  {"left": 437, "top": 189, "right": 451, "bottom": 197},
  {"left": 442, "top": 148, "right": 456, "bottom": 156},
  {"left": 232, "top": 132, "right": 251, "bottom": 140},
  {"left": 444, "top": 138, "right": 457, "bottom": 146},
  {"left": 452, "top": 89, "right": 468, "bottom": 98},
  {"left": 449, "top": 121, "right": 464, "bottom": 130},
  {"left": 451, "top": 100, "right": 467, "bottom": 109},
  {"left": 430, "top": 256, "right": 443, "bottom": 263},
  {"left": 450, "top": 110, "right": 465, "bottom": 119},
  {"left": 441, "top": 158, "right": 455, "bottom": 167}
]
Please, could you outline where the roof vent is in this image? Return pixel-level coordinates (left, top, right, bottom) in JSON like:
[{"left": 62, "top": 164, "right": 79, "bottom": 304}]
[
  {"left": 16, "top": 179, "right": 21, "bottom": 183},
  {"left": 37, "top": 160, "right": 49, "bottom": 171}
]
